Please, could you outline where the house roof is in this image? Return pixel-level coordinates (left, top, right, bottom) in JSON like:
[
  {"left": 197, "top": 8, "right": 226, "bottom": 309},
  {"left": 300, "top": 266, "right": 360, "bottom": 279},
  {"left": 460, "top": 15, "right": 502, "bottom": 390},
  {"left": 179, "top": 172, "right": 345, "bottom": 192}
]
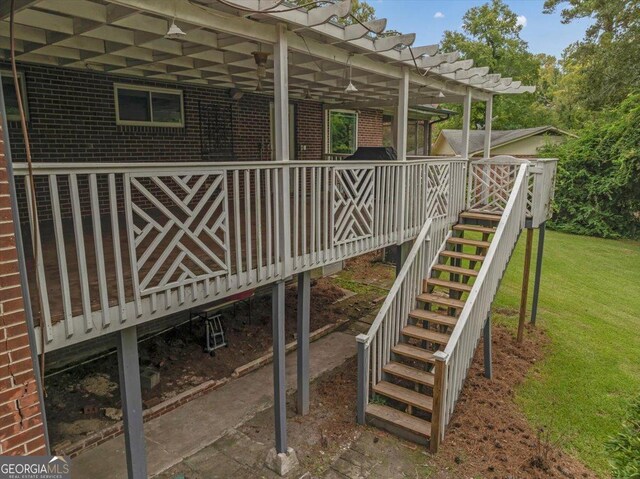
[{"left": 437, "top": 126, "right": 574, "bottom": 156}]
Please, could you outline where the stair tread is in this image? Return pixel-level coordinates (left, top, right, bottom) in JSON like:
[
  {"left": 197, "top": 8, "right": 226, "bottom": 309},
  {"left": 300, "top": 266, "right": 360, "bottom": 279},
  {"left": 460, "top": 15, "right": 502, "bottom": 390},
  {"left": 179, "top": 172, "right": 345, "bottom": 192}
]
[
  {"left": 409, "top": 309, "right": 458, "bottom": 327},
  {"left": 402, "top": 325, "right": 450, "bottom": 345},
  {"left": 426, "top": 278, "right": 473, "bottom": 293},
  {"left": 373, "top": 381, "right": 433, "bottom": 412},
  {"left": 453, "top": 224, "right": 496, "bottom": 234},
  {"left": 432, "top": 264, "right": 479, "bottom": 277},
  {"left": 392, "top": 343, "right": 436, "bottom": 363},
  {"left": 460, "top": 211, "right": 502, "bottom": 222},
  {"left": 416, "top": 293, "right": 465, "bottom": 310},
  {"left": 440, "top": 250, "right": 486, "bottom": 262},
  {"left": 383, "top": 361, "right": 435, "bottom": 386},
  {"left": 366, "top": 403, "right": 432, "bottom": 438},
  {"left": 448, "top": 237, "right": 491, "bottom": 248}
]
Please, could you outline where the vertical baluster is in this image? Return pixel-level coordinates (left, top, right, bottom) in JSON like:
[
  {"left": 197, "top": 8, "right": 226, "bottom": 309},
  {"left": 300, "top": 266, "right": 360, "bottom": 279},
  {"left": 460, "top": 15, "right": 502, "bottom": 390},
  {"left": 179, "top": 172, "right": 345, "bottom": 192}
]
[
  {"left": 273, "top": 168, "right": 281, "bottom": 273},
  {"left": 90, "top": 174, "right": 110, "bottom": 328},
  {"left": 293, "top": 167, "right": 299, "bottom": 270},
  {"left": 233, "top": 170, "right": 243, "bottom": 285},
  {"left": 310, "top": 168, "right": 316, "bottom": 264},
  {"left": 244, "top": 169, "right": 253, "bottom": 284},
  {"left": 255, "top": 168, "right": 263, "bottom": 282},
  {"left": 301, "top": 167, "right": 307, "bottom": 267},
  {"left": 71, "top": 174, "right": 94, "bottom": 328},
  {"left": 24, "top": 178, "right": 53, "bottom": 343},
  {"left": 109, "top": 174, "right": 127, "bottom": 323},
  {"left": 323, "top": 167, "right": 329, "bottom": 262},
  {"left": 49, "top": 175, "right": 73, "bottom": 337},
  {"left": 315, "top": 168, "right": 321, "bottom": 263},
  {"left": 265, "top": 169, "right": 273, "bottom": 278}
]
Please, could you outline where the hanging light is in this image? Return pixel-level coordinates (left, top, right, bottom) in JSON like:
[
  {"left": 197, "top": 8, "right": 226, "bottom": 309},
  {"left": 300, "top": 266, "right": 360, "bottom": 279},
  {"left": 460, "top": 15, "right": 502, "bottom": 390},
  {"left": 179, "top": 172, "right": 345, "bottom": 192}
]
[
  {"left": 438, "top": 91, "right": 445, "bottom": 98},
  {"left": 165, "top": 19, "right": 186, "bottom": 39},
  {"left": 304, "top": 89, "right": 312, "bottom": 100},
  {"left": 252, "top": 48, "right": 270, "bottom": 92},
  {"left": 344, "top": 54, "right": 358, "bottom": 93}
]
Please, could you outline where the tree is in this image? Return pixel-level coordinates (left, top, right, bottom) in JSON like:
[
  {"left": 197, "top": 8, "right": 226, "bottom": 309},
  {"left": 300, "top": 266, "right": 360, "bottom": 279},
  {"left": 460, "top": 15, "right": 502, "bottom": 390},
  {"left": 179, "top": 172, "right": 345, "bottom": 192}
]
[
  {"left": 439, "top": 0, "right": 555, "bottom": 130},
  {"left": 292, "top": 0, "right": 375, "bottom": 25},
  {"left": 543, "top": 0, "right": 640, "bottom": 110}
]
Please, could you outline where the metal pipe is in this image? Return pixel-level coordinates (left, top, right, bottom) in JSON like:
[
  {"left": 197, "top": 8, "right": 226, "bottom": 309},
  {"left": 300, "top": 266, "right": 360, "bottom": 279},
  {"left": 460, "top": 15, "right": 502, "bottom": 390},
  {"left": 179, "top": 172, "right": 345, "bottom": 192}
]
[
  {"left": 530, "top": 221, "right": 546, "bottom": 325},
  {"left": 0, "top": 72, "right": 50, "bottom": 453}
]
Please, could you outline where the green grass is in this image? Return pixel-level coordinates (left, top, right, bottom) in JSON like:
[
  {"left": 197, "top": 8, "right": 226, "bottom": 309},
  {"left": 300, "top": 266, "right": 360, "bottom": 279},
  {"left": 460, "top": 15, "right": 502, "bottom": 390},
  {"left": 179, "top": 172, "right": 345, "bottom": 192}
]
[{"left": 493, "top": 230, "right": 640, "bottom": 476}]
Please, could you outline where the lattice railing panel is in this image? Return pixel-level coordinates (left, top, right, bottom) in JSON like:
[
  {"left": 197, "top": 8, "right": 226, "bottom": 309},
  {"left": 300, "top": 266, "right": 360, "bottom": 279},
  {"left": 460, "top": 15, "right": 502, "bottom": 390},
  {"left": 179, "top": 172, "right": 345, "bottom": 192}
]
[
  {"left": 125, "top": 172, "right": 230, "bottom": 297},
  {"left": 426, "top": 163, "right": 450, "bottom": 218},
  {"left": 332, "top": 167, "right": 374, "bottom": 245},
  {"left": 467, "top": 161, "right": 523, "bottom": 214}
]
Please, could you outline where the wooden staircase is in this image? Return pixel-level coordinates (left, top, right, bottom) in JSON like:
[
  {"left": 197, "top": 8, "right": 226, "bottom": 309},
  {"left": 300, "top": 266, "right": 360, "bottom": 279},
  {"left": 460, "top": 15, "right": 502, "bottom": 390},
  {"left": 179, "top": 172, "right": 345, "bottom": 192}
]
[{"left": 365, "top": 210, "right": 502, "bottom": 446}]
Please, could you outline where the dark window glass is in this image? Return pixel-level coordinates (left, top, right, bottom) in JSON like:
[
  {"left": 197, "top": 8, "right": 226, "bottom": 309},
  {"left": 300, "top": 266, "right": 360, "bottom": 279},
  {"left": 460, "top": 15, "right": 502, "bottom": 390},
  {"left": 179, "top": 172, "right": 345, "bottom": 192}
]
[
  {"left": 1, "top": 74, "right": 25, "bottom": 120},
  {"left": 151, "top": 92, "right": 182, "bottom": 123},
  {"left": 117, "top": 88, "right": 151, "bottom": 122}
]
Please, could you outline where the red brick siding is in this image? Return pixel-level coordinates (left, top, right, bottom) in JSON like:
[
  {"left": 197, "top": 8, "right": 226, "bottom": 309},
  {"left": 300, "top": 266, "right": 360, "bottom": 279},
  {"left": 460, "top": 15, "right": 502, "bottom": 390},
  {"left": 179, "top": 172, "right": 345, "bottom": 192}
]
[
  {"left": 0, "top": 119, "right": 47, "bottom": 456},
  {"left": 357, "top": 109, "right": 384, "bottom": 147},
  {"left": 295, "top": 100, "right": 323, "bottom": 161}
]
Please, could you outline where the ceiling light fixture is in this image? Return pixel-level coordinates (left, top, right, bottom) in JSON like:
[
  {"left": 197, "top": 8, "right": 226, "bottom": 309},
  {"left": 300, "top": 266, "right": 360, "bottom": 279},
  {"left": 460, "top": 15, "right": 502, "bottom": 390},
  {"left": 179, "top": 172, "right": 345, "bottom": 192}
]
[
  {"left": 165, "top": 19, "right": 186, "bottom": 39},
  {"left": 344, "top": 54, "right": 358, "bottom": 93},
  {"left": 438, "top": 91, "right": 445, "bottom": 98},
  {"left": 252, "top": 47, "right": 270, "bottom": 92}
]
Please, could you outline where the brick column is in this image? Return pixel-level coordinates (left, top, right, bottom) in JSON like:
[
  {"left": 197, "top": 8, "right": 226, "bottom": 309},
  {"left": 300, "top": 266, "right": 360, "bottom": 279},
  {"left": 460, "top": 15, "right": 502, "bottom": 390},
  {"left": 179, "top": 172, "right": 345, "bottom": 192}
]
[{"left": 0, "top": 119, "right": 47, "bottom": 455}]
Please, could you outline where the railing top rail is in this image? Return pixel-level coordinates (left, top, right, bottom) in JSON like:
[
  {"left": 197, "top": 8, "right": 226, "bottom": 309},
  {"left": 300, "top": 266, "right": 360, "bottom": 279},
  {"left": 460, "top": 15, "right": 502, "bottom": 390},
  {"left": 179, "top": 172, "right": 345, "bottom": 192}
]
[
  {"left": 13, "top": 158, "right": 469, "bottom": 175},
  {"left": 357, "top": 217, "right": 433, "bottom": 347},
  {"left": 443, "top": 162, "right": 529, "bottom": 360},
  {"left": 470, "top": 155, "right": 530, "bottom": 165}
]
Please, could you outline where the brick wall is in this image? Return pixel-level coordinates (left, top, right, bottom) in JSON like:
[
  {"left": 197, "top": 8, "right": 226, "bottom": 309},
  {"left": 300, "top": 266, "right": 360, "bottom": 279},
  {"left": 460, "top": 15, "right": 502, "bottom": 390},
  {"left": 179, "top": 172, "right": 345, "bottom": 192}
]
[
  {"left": 0, "top": 119, "right": 47, "bottom": 456},
  {"left": 358, "top": 109, "right": 384, "bottom": 147}
]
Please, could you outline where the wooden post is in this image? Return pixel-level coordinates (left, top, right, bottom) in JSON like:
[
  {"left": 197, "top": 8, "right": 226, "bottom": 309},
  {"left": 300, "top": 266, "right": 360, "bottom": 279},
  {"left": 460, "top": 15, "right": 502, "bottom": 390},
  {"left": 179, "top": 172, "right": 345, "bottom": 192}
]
[
  {"left": 517, "top": 228, "right": 534, "bottom": 343},
  {"left": 530, "top": 222, "right": 546, "bottom": 325},
  {"left": 356, "top": 334, "right": 369, "bottom": 425},
  {"left": 430, "top": 351, "right": 447, "bottom": 453},
  {"left": 296, "top": 271, "right": 310, "bottom": 415}
]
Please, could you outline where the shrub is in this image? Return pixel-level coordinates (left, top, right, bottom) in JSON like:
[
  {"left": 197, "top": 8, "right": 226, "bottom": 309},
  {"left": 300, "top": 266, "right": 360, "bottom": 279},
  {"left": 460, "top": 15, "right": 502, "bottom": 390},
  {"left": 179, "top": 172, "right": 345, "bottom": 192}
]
[
  {"left": 606, "top": 396, "right": 640, "bottom": 478},
  {"left": 541, "top": 92, "right": 640, "bottom": 239}
]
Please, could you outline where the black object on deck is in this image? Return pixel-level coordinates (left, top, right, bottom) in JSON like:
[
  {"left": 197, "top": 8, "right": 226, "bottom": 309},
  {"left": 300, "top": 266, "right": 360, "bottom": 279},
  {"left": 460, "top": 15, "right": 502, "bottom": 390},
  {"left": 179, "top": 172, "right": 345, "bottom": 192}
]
[{"left": 345, "top": 146, "right": 397, "bottom": 161}]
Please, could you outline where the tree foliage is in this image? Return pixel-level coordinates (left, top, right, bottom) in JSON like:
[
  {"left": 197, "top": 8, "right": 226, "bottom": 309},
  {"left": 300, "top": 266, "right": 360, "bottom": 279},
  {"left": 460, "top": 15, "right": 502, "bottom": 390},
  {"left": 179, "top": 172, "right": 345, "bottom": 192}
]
[
  {"left": 439, "top": 0, "right": 555, "bottom": 130},
  {"left": 541, "top": 93, "right": 640, "bottom": 239}
]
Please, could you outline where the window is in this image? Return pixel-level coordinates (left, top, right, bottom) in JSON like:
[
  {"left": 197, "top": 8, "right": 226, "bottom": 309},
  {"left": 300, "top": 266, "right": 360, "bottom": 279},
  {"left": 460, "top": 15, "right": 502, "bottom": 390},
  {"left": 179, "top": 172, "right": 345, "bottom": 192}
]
[
  {"left": 114, "top": 84, "right": 184, "bottom": 127},
  {"left": 327, "top": 110, "right": 358, "bottom": 155},
  {"left": 1, "top": 71, "right": 28, "bottom": 121}
]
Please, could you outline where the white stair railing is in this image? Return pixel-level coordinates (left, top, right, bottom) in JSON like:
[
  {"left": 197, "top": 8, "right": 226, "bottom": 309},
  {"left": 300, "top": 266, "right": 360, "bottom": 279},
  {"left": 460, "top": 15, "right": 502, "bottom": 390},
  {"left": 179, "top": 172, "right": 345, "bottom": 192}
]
[
  {"left": 356, "top": 215, "right": 450, "bottom": 424},
  {"left": 432, "top": 161, "right": 530, "bottom": 447}
]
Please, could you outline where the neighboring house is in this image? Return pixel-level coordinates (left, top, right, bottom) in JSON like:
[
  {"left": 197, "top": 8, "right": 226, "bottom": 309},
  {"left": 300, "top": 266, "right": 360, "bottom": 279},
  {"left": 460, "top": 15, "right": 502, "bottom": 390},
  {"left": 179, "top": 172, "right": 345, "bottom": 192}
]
[{"left": 432, "top": 126, "right": 575, "bottom": 157}]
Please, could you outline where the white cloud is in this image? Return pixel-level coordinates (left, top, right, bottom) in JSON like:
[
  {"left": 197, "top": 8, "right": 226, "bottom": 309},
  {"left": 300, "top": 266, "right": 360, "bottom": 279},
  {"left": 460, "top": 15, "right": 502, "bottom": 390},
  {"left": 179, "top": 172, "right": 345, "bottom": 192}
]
[
  {"left": 434, "top": 12, "right": 444, "bottom": 19},
  {"left": 516, "top": 15, "right": 527, "bottom": 27}
]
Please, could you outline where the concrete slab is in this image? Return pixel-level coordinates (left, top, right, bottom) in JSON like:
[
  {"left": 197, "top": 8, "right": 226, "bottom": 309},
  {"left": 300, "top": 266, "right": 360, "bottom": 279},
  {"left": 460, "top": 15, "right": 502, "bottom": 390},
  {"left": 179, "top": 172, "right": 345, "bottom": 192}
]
[{"left": 71, "top": 330, "right": 356, "bottom": 479}]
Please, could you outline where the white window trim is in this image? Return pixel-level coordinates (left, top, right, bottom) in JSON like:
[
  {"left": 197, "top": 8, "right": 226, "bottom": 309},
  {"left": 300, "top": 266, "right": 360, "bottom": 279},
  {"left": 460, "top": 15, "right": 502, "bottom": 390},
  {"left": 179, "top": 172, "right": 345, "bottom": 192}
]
[
  {"left": 114, "top": 83, "right": 184, "bottom": 127},
  {"left": 325, "top": 109, "right": 358, "bottom": 155},
  {"left": 1, "top": 70, "right": 29, "bottom": 121}
]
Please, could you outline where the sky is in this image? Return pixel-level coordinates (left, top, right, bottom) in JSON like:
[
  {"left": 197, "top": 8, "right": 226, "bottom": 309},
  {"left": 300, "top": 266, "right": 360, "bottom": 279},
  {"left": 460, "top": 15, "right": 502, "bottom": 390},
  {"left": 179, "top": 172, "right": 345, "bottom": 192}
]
[{"left": 372, "top": 1, "right": 593, "bottom": 58}]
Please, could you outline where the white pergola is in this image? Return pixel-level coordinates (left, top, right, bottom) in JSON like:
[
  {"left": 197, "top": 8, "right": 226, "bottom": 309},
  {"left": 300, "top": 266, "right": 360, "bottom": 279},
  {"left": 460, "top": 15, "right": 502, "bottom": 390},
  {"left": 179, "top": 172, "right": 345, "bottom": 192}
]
[
  {"left": 1, "top": 0, "right": 534, "bottom": 160},
  {"left": 1, "top": 1, "right": 536, "bottom": 477}
]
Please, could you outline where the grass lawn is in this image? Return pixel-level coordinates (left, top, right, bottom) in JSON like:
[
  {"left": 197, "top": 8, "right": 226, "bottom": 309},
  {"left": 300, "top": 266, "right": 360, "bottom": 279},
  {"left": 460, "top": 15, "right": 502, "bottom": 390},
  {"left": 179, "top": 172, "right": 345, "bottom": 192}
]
[{"left": 492, "top": 229, "right": 640, "bottom": 476}]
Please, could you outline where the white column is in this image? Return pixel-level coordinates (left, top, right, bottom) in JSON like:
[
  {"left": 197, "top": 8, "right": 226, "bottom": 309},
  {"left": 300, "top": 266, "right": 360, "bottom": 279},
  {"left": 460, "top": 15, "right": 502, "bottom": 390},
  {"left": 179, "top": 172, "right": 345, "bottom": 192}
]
[
  {"left": 461, "top": 89, "right": 472, "bottom": 159},
  {"left": 274, "top": 24, "right": 290, "bottom": 163},
  {"left": 483, "top": 95, "right": 493, "bottom": 158},
  {"left": 396, "top": 68, "right": 410, "bottom": 161}
]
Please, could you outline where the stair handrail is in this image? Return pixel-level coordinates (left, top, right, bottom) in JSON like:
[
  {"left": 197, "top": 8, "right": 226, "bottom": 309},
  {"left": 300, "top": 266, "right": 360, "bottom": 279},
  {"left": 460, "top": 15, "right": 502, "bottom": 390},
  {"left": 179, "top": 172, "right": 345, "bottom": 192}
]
[
  {"left": 356, "top": 216, "right": 449, "bottom": 424},
  {"left": 433, "top": 162, "right": 530, "bottom": 446}
]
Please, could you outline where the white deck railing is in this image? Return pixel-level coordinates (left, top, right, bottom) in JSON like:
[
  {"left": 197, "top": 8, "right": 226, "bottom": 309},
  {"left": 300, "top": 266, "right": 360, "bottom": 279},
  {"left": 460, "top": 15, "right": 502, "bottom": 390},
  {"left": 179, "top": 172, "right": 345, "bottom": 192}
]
[
  {"left": 14, "top": 158, "right": 467, "bottom": 352},
  {"left": 434, "top": 161, "right": 530, "bottom": 442}
]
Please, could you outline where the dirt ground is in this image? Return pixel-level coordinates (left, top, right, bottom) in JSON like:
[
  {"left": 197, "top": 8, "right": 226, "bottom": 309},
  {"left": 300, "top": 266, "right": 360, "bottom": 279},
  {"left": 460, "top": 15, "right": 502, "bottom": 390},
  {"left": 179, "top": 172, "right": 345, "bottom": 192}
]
[
  {"left": 44, "top": 252, "right": 395, "bottom": 450},
  {"left": 44, "top": 277, "right": 345, "bottom": 447}
]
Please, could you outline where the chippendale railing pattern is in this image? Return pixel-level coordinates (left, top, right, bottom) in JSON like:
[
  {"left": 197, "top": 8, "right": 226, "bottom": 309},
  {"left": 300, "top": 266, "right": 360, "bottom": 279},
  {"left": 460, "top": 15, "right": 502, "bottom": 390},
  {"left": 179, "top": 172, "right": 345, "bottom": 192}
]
[
  {"left": 15, "top": 158, "right": 468, "bottom": 351},
  {"left": 125, "top": 172, "right": 230, "bottom": 309}
]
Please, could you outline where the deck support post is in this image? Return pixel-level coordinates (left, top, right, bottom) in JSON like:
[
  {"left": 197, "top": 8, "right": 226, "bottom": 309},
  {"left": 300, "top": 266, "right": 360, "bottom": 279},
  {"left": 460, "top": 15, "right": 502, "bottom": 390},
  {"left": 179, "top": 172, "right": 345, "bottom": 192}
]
[
  {"left": 517, "top": 227, "right": 534, "bottom": 343},
  {"left": 430, "top": 351, "right": 448, "bottom": 453},
  {"left": 272, "top": 280, "right": 288, "bottom": 453},
  {"left": 483, "top": 95, "right": 493, "bottom": 158},
  {"left": 356, "top": 334, "right": 369, "bottom": 425},
  {"left": 296, "top": 271, "right": 310, "bottom": 415},
  {"left": 483, "top": 313, "right": 492, "bottom": 379},
  {"left": 530, "top": 222, "right": 546, "bottom": 325},
  {"left": 395, "top": 240, "right": 411, "bottom": 277},
  {"left": 116, "top": 325, "right": 147, "bottom": 479}
]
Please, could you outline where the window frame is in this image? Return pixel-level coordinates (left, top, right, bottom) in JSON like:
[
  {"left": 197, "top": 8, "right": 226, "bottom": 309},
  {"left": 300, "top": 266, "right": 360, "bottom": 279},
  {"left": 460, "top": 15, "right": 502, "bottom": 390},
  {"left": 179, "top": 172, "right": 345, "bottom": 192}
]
[
  {"left": 1, "top": 70, "right": 29, "bottom": 122},
  {"left": 326, "top": 109, "right": 358, "bottom": 155},
  {"left": 114, "top": 83, "right": 184, "bottom": 128}
]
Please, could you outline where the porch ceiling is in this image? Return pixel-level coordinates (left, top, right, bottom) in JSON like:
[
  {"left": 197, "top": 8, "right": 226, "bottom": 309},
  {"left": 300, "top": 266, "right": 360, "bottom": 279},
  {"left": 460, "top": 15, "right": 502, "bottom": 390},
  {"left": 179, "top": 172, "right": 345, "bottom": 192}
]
[{"left": 0, "top": 0, "right": 535, "bottom": 106}]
